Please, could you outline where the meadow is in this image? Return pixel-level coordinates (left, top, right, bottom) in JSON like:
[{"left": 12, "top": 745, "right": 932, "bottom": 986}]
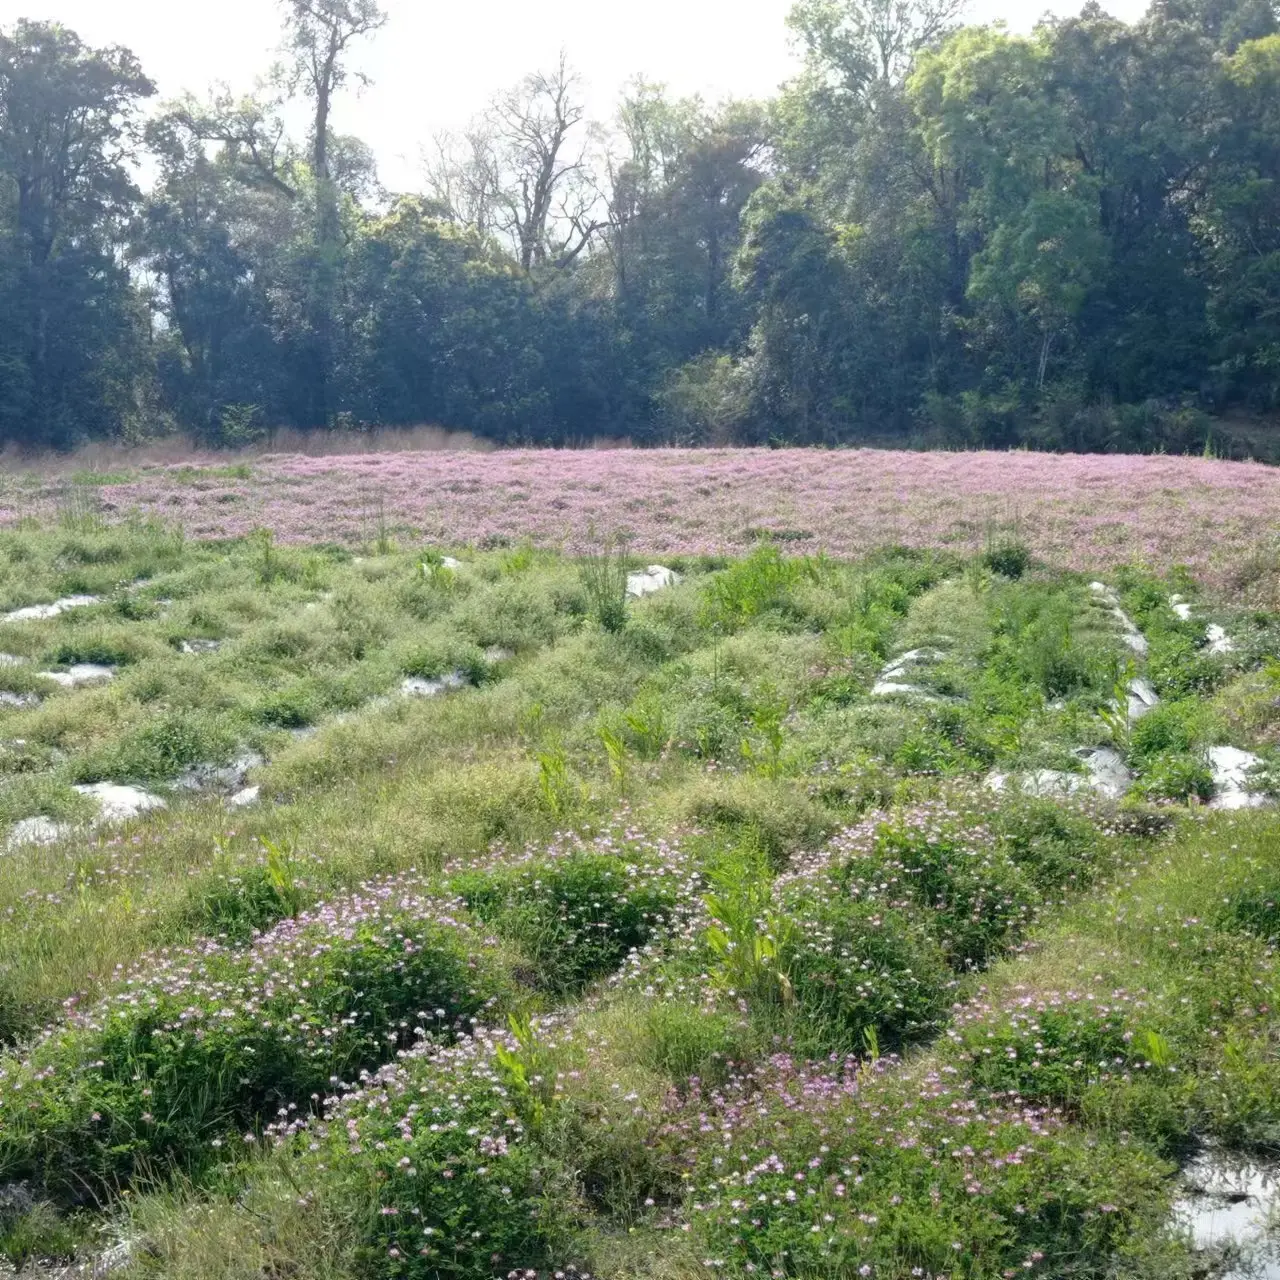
[
  {"left": 0, "top": 456, "right": 1278, "bottom": 1280},
  {"left": 3, "top": 448, "right": 1280, "bottom": 581}
]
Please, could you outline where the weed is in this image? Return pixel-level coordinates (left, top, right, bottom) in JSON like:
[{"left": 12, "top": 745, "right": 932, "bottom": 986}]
[{"left": 580, "top": 532, "right": 630, "bottom": 633}]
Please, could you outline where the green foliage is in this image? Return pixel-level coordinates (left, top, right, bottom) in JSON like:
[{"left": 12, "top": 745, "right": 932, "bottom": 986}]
[
  {"left": 451, "top": 849, "right": 685, "bottom": 994},
  {"left": 780, "top": 889, "right": 953, "bottom": 1053},
  {"left": 0, "top": 903, "right": 513, "bottom": 1204},
  {"left": 187, "top": 843, "right": 305, "bottom": 942},
  {"left": 0, "top": 1197, "right": 80, "bottom": 1269},
  {"left": 284, "top": 1038, "right": 577, "bottom": 1280},
  {"left": 961, "top": 1003, "right": 1140, "bottom": 1106},
  {"left": 598, "top": 720, "right": 629, "bottom": 793},
  {"left": 579, "top": 536, "right": 630, "bottom": 634},
  {"left": 700, "top": 546, "right": 815, "bottom": 633},
  {"left": 982, "top": 537, "right": 1032, "bottom": 580},
  {"left": 854, "top": 808, "right": 1039, "bottom": 970},
  {"left": 4, "top": 530, "right": 1280, "bottom": 1280},
  {"left": 1129, "top": 698, "right": 1213, "bottom": 762},
  {"left": 77, "top": 709, "right": 236, "bottom": 782},
  {"left": 704, "top": 873, "right": 798, "bottom": 1009},
  {"left": 1135, "top": 751, "right": 1216, "bottom": 803}
]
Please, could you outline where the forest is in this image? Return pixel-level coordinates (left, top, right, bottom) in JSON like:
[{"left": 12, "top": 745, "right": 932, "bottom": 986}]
[{"left": 1, "top": 0, "right": 1279, "bottom": 453}]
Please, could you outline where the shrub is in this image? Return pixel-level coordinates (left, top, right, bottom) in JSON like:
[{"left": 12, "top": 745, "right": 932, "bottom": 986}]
[
  {"left": 776, "top": 884, "right": 952, "bottom": 1053},
  {"left": 254, "top": 684, "right": 320, "bottom": 728},
  {"left": 1221, "top": 866, "right": 1280, "bottom": 942},
  {"left": 1149, "top": 635, "right": 1226, "bottom": 698},
  {"left": 982, "top": 539, "right": 1032, "bottom": 580},
  {"left": 679, "top": 774, "right": 834, "bottom": 871},
  {"left": 282, "top": 1031, "right": 580, "bottom": 1279},
  {"left": 988, "top": 794, "right": 1108, "bottom": 893},
  {"left": 956, "top": 994, "right": 1146, "bottom": 1107},
  {"left": 675, "top": 1055, "right": 1171, "bottom": 1280},
  {"left": 47, "top": 631, "right": 150, "bottom": 668},
  {"left": 826, "top": 803, "right": 1040, "bottom": 969},
  {"left": 700, "top": 545, "right": 815, "bottom": 633},
  {"left": 0, "top": 1196, "right": 79, "bottom": 1270},
  {"left": 1135, "top": 751, "right": 1215, "bottom": 803},
  {"left": 1129, "top": 699, "right": 1212, "bottom": 764},
  {"left": 186, "top": 848, "right": 307, "bottom": 943},
  {"left": 75, "top": 710, "right": 238, "bottom": 783},
  {"left": 0, "top": 881, "right": 514, "bottom": 1204},
  {"left": 400, "top": 635, "right": 485, "bottom": 683},
  {"left": 632, "top": 1001, "right": 750, "bottom": 1086},
  {"left": 451, "top": 842, "right": 693, "bottom": 994},
  {"left": 578, "top": 539, "right": 629, "bottom": 634}
]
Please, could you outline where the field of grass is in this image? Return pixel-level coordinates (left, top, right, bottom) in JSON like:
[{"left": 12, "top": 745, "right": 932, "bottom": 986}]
[{"left": 0, "top": 492, "right": 1279, "bottom": 1279}]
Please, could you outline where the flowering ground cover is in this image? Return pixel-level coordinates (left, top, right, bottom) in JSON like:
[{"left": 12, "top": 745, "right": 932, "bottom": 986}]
[
  {"left": 1, "top": 447, "right": 1279, "bottom": 580},
  {"left": 0, "top": 514, "right": 1278, "bottom": 1279}
]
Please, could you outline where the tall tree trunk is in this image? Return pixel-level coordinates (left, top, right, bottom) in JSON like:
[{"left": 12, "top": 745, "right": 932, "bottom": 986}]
[{"left": 308, "top": 46, "right": 339, "bottom": 428}]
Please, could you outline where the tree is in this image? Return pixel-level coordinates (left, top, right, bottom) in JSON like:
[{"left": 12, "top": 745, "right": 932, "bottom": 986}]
[
  {"left": 788, "top": 0, "right": 968, "bottom": 93},
  {"left": 278, "top": 0, "right": 387, "bottom": 425},
  {"left": 0, "top": 21, "right": 155, "bottom": 445},
  {"left": 280, "top": 0, "right": 386, "bottom": 240},
  {"left": 156, "top": 87, "right": 300, "bottom": 200},
  {"left": 431, "top": 54, "right": 602, "bottom": 271}
]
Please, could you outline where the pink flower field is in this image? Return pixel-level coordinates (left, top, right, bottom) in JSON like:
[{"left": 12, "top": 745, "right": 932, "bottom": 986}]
[{"left": 7, "top": 447, "right": 1279, "bottom": 574}]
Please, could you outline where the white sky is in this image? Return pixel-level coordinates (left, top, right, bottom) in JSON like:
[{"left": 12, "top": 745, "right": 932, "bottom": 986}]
[{"left": 3, "top": 0, "right": 1149, "bottom": 191}]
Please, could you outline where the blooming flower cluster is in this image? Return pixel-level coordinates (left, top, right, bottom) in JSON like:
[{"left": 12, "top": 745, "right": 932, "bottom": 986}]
[
  {"left": 0, "top": 875, "right": 513, "bottom": 1201},
  {"left": 655, "top": 1051, "right": 1169, "bottom": 1278},
  {"left": 284, "top": 1019, "right": 587, "bottom": 1278},
  {"left": 11, "top": 449, "right": 1269, "bottom": 582},
  {"left": 447, "top": 821, "right": 705, "bottom": 994}
]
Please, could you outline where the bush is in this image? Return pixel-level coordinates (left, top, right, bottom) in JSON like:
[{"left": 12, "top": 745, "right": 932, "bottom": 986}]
[
  {"left": 1149, "top": 635, "right": 1226, "bottom": 698},
  {"left": 833, "top": 804, "right": 1040, "bottom": 969},
  {"left": 988, "top": 794, "right": 1109, "bottom": 893},
  {"left": 1221, "top": 866, "right": 1280, "bottom": 942},
  {"left": 75, "top": 710, "right": 238, "bottom": 783},
  {"left": 47, "top": 631, "right": 151, "bottom": 668},
  {"left": 186, "top": 850, "right": 307, "bottom": 942},
  {"left": 1135, "top": 751, "right": 1215, "bottom": 803},
  {"left": 680, "top": 774, "right": 834, "bottom": 871},
  {"left": 700, "top": 545, "right": 816, "bottom": 633},
  {"left": 778, "top": 887, "right": 952, "bottom": 1053},
  {"left": 254, "top": 684, "right": 320, "bottom": 728},
  {"left": 578, "top": 540, "right": 630, "bottom": 634},
  {"left": 958, "top": 997, "right": 1143, "bottom": 1106},
  {"left": 1129, "top": 699, "right": 1212, "bottom": 764},
  {"left": 677, "top": 1054, "right": 1171, "bottom": 1280},
  {"left": 982, "top": 539, "right": 1032, "bottom": 580},
  {"left": 285, "top": 1032, "right": 580, "bottom": 1279},
  {"left": 451, "top": 844, "right": 691, "bottom": 994},
  {"left": 0, "top": 881, "right": 514, "bottom": 1204}
]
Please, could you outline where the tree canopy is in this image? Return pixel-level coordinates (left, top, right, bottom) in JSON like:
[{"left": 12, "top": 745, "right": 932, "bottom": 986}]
[{"left": 1, "top": 0, "right": 1279, "bottom": 453}]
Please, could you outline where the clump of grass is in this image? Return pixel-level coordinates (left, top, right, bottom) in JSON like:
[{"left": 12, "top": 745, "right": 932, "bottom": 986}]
[
  {"left": 700, "top": 544, "right": 816, "bottom": 633},
  {"left": 982, "top": 532, "right": 1032, "bottom": 579},
  {"left": 579, "top": 532, "right": 630, "bottom": 633}
]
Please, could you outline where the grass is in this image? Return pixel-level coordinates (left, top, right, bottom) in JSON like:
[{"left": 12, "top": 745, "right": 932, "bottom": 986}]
[{"left": 0, "top": 520, "right": 1277, "bottom": 1278}]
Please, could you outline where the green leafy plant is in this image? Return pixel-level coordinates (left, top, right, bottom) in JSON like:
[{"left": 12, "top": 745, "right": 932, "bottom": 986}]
[
  {"left": 253, "top": 526, "right": 279, "bottom": 585},
  {"left": 740, "top": 685, "right": 788, "bottom": 779},
  {"left": 1100, "top": 661, "right": 1135, "bottom": 750},
  {"left": 623, "top": 694, "right": 669, "bottom": 759},
  {"left": 704, "top": 867, "right": 796, "bottom": 1008},
  {"left": 599, "top": 721, "right": 629, "bottom": 794},
  {"left": 536, "top": 745, "right": 572, "bottom": 818},
  {"left": 494, "top": 1013, "right": 554, "bottom": 1131}
]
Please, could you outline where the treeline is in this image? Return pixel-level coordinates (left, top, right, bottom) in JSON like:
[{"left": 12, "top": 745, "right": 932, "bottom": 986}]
[{"left": 1, "top": 0, "right": 1279, "bottom": 452}]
